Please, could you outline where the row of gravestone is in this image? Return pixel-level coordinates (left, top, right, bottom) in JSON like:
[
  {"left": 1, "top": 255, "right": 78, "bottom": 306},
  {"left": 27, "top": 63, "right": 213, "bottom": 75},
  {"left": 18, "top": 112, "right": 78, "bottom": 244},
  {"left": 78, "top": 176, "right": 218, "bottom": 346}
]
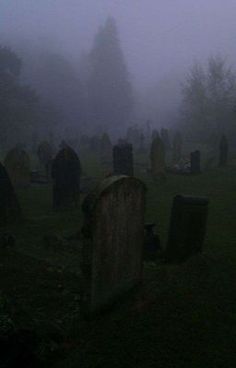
[
  {"left": 0, "top": 159, "right": 209, "bottom": 316},
  {"left": 3, "top": 132, "right": 229, "bottom": 194},
  {"left": 81, "top": 176, "right": 209, "bottom": 316},
  {"left": 150, "top": 134, "right": 229, "bottom": 177}
]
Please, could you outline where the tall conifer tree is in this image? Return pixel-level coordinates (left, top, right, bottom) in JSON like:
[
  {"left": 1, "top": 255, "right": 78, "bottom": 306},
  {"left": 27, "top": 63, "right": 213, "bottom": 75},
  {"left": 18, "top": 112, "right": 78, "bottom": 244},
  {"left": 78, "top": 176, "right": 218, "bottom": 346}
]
[{"left": 88, "top": 17, "right": 133, "bottom": 135}]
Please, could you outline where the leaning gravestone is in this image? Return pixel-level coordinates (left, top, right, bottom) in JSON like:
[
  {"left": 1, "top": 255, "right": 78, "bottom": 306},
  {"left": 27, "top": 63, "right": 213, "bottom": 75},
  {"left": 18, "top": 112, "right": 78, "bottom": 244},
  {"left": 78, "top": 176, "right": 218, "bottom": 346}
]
[
  {"left": 190, "top": 150, "right": 201, "bottom": 174},
  {"left": 37, "top": 141, "right": 53, "bottom": 178},
  {"left": 81, "top": 176, "right": 146, "bottom": 316},
  {"left": 219, "top": 134, "right": 228, "bottom": 167},
  {"left": 4, "top": 147, "right": 30, "bottom": 188},
  {"left": 150, "top": 135, "right": 166, "bottom": 178},
  {"left": 165, "top": 195, "right": 209, "bottom": 262},
  {"left": 51, "top": 145, "right": 81, "bottom": 209},
  {"left": 113, "top": 141, "right": 134, "bottom": 176},
  {"left": 0, "top": 162, "right": 21, "bottom": 226}
]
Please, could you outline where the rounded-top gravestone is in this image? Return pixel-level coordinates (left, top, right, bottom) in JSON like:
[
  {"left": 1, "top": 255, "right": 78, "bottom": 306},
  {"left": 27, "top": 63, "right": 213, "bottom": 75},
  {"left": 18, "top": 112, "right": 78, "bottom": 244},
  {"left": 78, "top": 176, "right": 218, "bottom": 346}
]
[
  {"left": 4, "top": 147, "right": 30, "bottom": 188},
  {"left": 51, "top": 145, "right": 81, "bottom": 209},
  {"left": 81, "top": 175, "right": 146, "bottom": 316}
]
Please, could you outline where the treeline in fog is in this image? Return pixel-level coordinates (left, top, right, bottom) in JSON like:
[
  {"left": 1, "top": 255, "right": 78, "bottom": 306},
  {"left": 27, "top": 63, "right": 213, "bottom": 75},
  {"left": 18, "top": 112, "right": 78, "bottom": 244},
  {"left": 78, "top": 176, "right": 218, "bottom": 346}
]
[{"left": 1, "top": 17, "right": 236, "bottom": 155}]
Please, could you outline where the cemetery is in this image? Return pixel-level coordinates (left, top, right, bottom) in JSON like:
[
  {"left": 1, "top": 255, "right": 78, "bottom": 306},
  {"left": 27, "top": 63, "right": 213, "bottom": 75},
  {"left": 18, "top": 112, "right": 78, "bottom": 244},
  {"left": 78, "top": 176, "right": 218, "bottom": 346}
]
[
  {"left": 1, "top": 5, "right": 236, "bottom": 367},
  {"left": 0, "top": 139, "right": 236, "bottom": 368}
]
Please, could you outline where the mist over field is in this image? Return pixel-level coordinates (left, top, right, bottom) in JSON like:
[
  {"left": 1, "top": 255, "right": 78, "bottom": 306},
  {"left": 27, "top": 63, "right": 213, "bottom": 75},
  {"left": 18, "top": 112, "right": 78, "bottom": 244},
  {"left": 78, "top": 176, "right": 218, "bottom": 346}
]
[{"left": 1, "top": 0, "right": 236, "bottom": 144}]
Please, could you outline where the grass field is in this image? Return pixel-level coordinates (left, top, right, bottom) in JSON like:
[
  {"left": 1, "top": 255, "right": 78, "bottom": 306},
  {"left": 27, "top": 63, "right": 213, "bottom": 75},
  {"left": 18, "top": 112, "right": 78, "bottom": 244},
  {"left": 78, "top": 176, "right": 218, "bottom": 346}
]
[{"left": 1, "top": 160, "right": 236, "bottom": 367}]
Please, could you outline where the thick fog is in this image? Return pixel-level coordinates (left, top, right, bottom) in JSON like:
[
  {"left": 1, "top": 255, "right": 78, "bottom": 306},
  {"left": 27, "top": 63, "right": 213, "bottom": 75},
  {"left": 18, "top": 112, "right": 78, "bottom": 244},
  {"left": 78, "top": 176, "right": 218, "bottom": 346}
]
[{"left": 1, "top": 0, "right": 236, "bottom": 140}]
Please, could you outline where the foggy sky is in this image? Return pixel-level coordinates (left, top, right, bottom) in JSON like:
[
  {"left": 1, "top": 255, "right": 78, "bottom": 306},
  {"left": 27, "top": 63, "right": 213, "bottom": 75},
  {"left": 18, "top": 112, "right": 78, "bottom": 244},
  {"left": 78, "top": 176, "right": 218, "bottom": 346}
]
[{"left": 1, "top": 0, "right": 236, "bottom": 90}]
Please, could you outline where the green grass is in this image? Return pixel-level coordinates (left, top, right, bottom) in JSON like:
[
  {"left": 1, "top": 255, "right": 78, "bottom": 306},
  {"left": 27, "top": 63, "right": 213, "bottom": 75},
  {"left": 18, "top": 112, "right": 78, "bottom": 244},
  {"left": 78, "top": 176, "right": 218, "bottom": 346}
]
[{"left": 1, "top": 162, "right": 236, "bottom": 367}]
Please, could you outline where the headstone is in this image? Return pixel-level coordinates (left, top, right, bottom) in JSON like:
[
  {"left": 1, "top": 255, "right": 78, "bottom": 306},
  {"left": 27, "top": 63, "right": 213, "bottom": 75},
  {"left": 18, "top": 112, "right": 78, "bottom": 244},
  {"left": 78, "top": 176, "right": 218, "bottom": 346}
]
[
  {"left": 190, "top": 150, "right": 201, "bottom": 174},
  {"left": 113, "top": 142, "right": 134, "bottom": 176},
  {"left": 51, "top": 145, "right": 81, "bottom": 209},
  {"left": 37, "top": 141, "right": 53, "bottom": 178},
  {"left": 0, "top": 162, "right": 21, "bottom": 226},
  {"left": 4, "top": 147, "right": 30, "bottom": 188},
  {"left": 219, "top": 134, "right": 228, "bottom": 167},
  {"left": 172, "top": 132, "right": 183, "bottom": 164},
  {"left": 150, "top": 135, "right": 166, "bottom": 177},
  {"left": 81, "top": 176, "right": 146, "bottom": 315},
  {"left": 165, "top": 195, "right": 209, "bottom": 262}
]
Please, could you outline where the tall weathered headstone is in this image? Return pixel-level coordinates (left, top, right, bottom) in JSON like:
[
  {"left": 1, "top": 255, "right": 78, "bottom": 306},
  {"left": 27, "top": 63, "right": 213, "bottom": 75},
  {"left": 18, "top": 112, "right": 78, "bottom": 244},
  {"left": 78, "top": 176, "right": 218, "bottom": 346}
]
[
  {"left": 172, "top": 132, "right": 183, "bottom": 164},
  {"left": 51, "top": 145, "right": 81, "bottom": 209},
  {"left": 37, "top": 141, "right": 53, "bottom": 178},
  {"left": 4, "top": 147, "right": 30, "bottom": 188},
  {"left": 81, "top": 176, "right": 146, "bottom": 315},
  {"left": 150, "top": 135, "right": 166, "bottom": 177},
  {"left": 0, "top": 162, "right": 21, "bottom": 226},
  {"left": 165, "top": 195, "right": 209, "bottom": 262},
  {"left": 190, "top": 150, "right": 201, "bottom": 174},
  {"left": 219, "top": 134, "right": 228, "bottom": 167},
  {"left": 113, "top": 141, "right": 134, "bottom": 176}
]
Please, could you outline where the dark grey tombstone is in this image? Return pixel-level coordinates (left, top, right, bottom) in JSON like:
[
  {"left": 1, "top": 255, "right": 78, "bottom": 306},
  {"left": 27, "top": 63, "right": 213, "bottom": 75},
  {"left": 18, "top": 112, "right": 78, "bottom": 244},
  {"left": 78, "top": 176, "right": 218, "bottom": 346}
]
[
  {"left": 51, "top": 145, "right": 81, "bottom": 209},
  {"left": 0, "top": 162, "right": 21, "bottom": 226},
  {"left": 113, "top": 142, "right": 134, "bottom": 176},
  {"left": 81, "top": 176, "right": 146, "bottom": 316},
  {"left": 190, "top": 150, "right": 201, "bottom": 174},
  {"left": 150, "top": 135, "right": 166, "bottom": 178},
  {"left": 219, "top": 135, "right": 228, "bottom": 167},
  {"left": 165, "top": 195, "right": 209, "bottom": 263}
]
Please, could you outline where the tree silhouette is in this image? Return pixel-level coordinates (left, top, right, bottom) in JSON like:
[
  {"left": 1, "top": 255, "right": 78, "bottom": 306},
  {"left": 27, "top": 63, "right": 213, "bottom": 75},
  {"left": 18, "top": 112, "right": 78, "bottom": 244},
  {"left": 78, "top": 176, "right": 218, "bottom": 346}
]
[{"left": 88, "top": 17, "right": 133, "bottom": 136}]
